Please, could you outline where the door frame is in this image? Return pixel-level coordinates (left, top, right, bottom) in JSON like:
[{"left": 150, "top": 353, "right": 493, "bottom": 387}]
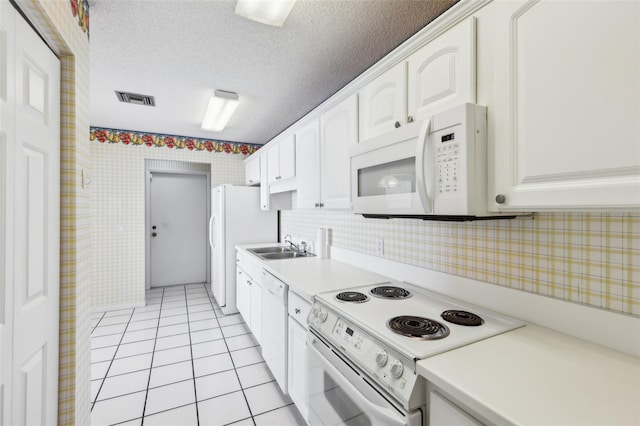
[{"left": 144, "top": 160, "right": 211, "bottom": 290}]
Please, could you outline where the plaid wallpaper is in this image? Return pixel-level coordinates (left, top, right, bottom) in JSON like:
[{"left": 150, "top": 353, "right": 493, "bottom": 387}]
[{"left": 281, "top": 209, "right": 640, "bottom": 317}]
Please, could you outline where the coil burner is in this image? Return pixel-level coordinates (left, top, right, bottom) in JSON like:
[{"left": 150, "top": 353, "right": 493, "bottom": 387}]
[
  {"left": 370, "top": 286, "right": 412, "bottom": 300},
  {"left": 387, "top": 316, "right": 450, "bottom": 340},
  {"left": 441, "top": 310, "right": 484, "bottom": 327},
  {"left": 335, "top": 291, "right": 369, "bottom": 303}
]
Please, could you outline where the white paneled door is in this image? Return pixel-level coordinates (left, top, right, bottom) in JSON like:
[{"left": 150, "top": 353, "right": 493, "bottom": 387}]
[
  {"left": 1, "top": 2, "right": 61, "bottom": 425},
  {"left": 149, "top": 172, "right": 208, "bottom": 287}
]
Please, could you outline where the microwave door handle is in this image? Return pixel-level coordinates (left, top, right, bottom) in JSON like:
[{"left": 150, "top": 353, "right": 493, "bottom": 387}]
[{"left": 416, "top": 118, "right": 433, "bottom": 213}]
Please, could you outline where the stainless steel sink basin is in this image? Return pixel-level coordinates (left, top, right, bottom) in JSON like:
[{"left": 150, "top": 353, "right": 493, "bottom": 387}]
[
  {"left": 259, "top": 251, "right": 315, "bottom": 260},
  {"left": 248, "top": 246, "right": 292, "bottom": 254}
]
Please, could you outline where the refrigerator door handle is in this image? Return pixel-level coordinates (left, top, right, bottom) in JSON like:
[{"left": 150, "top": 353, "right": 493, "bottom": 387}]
[{"left": 209, "top": 215, "right": 215, "bottom": 248}]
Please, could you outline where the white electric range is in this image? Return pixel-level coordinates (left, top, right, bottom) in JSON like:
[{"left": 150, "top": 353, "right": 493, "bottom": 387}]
[{"left": 307, "top": 282, "right": 525, "bottom": 426}]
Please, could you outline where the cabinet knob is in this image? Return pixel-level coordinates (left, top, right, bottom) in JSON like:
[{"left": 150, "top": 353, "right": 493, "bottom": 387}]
[
  {"left": 247, "top": 280, "right": 251, "bottom": 285},
  {"left": 314, "top": 203, "right": 319, "bottom": 207},
  {"left": 295, "top": 308, "right": 301, "bottom": 314},
  {"left": 407, "top": 116, "right": 414, "bottom": 123},
  {"left": 151, "top": 232, "right": 157, "bottom": 237},
  {"left": 319, "top": 203, "right": 324, "bottom": 208},
  {"left": 495, "top": 194, "right": 506, "bottom": 204},
  {"left": 249, "top": 179, "right": 254, "bottom": 183},
  {"left": 394, "top": 121, "right": 401, "bottom": 128}
]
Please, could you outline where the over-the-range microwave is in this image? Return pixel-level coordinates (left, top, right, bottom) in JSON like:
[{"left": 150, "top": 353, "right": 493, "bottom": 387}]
[{"left": 350, "top": 103, "right": 518, "bottom": 221}]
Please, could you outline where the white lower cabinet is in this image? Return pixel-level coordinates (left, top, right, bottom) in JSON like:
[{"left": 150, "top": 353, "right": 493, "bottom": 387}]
[
  {"left": 429, "top": 391, "right": 482, "bottom": 426},
  {"left": 287, "top": 290, "right": 312, "bottom": 421},
  {"left": 235, "top": 268, "right": 262, "bottom": 344},
  {"left": 236, "top": 252, "right": 263, "bottom": 344}
]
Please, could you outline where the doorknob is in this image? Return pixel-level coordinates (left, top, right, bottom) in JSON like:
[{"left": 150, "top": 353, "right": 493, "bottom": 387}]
[{"left": 152, "top": 232, "right": 157, "bottom": 237}]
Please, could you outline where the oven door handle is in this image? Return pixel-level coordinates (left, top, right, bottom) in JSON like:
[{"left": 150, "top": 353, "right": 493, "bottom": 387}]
[{"left": 309, "top": 341, "right": 407, "bottom": 426}]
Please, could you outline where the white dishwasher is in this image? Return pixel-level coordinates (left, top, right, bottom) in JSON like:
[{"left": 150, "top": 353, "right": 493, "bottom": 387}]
[{"left": 261, "top": 270, "right": 288, "bottom": 394}]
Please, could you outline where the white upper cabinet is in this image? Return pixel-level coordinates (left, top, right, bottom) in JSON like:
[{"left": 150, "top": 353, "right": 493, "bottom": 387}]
[
  {"left": 267, "top": 134, "right": 296, "bottom": 186},
  {"left": 407, "top": 17, "right": 476, "bottom": 124},
  {"left": 358, "top": 62, "right": 407, "bottom": 142},
  {"left": 295, "top": 119, "right": 321, "bottom": 209},
  {"left": 296, "top": 95, "right": 357, "bottom": 210},
  {"left": 244, "top": 154, "right": 260, "bottom": 186},
  {"left": 320, "top": 94, "right": 358, "bottom": 209},
  {"left": 358, "top": 17, "right": 476, "bottom": 143},
  {"left": 487, "top": 0, "right": 640, "bottom": 211}
]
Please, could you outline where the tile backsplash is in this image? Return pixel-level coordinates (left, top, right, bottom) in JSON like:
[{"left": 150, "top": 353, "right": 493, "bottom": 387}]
[{"left": 281, "top": 209, "right": 640, "bottom": 317}]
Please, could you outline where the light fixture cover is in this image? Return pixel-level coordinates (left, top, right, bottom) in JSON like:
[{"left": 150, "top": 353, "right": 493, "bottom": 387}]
[
  {"left": 201, "top": 90, "right": 239, "bottom": 132},
  {"left": 235, "top": 0, "right": 297, "bottom": 27}
]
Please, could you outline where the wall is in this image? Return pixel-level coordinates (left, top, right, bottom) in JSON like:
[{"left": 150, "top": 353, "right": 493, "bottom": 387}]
[
  {"left": 90, "top": 129, "right": 250, "bottom": 310},
  {"left": 16, "top": 0, "right": 91, "bottom": 424},
  {"left": 281, "top": 209, "right": 640, "bottom": 317}
]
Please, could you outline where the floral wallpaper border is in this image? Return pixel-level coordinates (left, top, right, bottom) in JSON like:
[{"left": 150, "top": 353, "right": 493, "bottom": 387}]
[
  {"left": 70, "top": 0, "right": 89, "bottom": 36},
  {"left": 90, "top": 127, "right": 261, "bottom": 155}
]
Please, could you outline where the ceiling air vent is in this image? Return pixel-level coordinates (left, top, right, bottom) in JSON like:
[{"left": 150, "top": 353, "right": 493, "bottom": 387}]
[{"left": 115, "top": 90, "right": 155, "bottom": 106}]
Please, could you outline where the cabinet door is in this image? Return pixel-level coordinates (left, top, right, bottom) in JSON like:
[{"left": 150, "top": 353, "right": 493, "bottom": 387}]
[
  {"left": 245, "top": 155, "right": 260, "bottom": 186},
  {"left": 279, "top": 134, "right": 296, "bottom": 180},
  {"left": 267, "top": 145, "right": 280, "bottom": 184},
  {"left": 295, "top": 119, "right": 321, "bottom": 209},
  {"left": 490, "top": 0, "right": 640, "bottom": 210},
  {"left": 407, "top": 17, "right": 476, "bottom": 124},
  {"left": 320, "top": 94, "right": 358, "bottom": 209},
  {"left": 250, "top": 282, "right": 262, "bottom": 344},
  {"left": 236, "top": 268, "right": 251, "bottom": 323},
  {"left": 430, "top": 392, "right": 482, "bottom": 426},
  {"left": 287, "top": 317, "right": 308, "bottom": 421},
  {"left": 358, "top": 61, "right": 407, "bottom": 142}
]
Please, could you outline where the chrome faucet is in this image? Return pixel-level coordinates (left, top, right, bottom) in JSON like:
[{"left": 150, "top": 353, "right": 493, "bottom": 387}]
[{"left": 283, "top": 234, "right": 305, "bottom": 253}]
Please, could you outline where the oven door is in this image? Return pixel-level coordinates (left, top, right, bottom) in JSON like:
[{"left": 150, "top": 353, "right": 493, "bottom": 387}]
[{"left": 307, "top": 332, "right": 422, "bottom": 426}]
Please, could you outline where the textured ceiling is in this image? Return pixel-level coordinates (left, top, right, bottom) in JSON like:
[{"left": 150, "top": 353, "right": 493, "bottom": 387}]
[{"left": 90, "top": 0, "right": 458, "bottom": 144}]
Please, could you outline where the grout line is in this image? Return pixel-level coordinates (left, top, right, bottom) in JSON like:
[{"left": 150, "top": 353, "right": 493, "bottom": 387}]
[
  {"left": 90, "top": 310, "right": 135, "bottom": 411},
  {"left": 245, "top": 402, "right": 298, "bottom": 423},
  {"left": 140, "top": 287, "right": 165, "bottom": 425},
  {"left": 184, "top": 284, "right": 201, "bottom": 426}
]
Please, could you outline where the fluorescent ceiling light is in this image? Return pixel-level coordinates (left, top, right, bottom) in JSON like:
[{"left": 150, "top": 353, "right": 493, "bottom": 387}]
[
  {"left": 201, "top": 90, "right": 239, "bottom": 132},
  {"left": 235, "top": 0, "right": 297, "bottom": 27}
]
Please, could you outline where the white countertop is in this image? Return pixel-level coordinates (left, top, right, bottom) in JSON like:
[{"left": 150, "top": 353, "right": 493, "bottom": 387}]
[
  {"left": 417, "top": 324, "right": 640, "bottom": 425},
  {"left": 236, "top": 244, "right": 389, "bottom": 301}
]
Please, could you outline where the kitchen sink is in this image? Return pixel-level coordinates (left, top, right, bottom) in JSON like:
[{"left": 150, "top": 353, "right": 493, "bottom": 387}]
[
  {"left": 259, "top": 251, "right": 315, "bottom": 260},
  {"left": 248, "top": 246, "right": 293, "bottom": 254}
]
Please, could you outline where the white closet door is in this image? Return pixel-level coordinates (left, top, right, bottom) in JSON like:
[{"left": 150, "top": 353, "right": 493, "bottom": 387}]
[
  {"left": 0, "top": 3, "right": 17, "bottom": 423},
  {"left": 1, "top": 3, "right": 60, "bottom": 424}
]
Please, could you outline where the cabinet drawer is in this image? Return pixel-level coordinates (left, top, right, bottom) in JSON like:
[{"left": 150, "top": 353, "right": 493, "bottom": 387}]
[
  {"left": 288, "top": 290, "right": 312, "bottom": 328},
  {"left": 236, "top": 251, "right": 263, "bottom": 283}
]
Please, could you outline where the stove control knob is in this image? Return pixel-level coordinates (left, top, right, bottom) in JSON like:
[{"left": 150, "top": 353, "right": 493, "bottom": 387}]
[
  {"left": 317, "top": 310, "right": 328, "bottom": 323},
  {"left": 390, "top": 360, "right": 404, "bottom": 379},
  {"left": 375, "top": 350, "right": 388, "bottom": 367}
]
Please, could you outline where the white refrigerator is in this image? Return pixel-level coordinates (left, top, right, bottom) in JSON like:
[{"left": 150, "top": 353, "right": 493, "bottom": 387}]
[{"left": 209, "top": 185, "right": 277, "bottom": 315}]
